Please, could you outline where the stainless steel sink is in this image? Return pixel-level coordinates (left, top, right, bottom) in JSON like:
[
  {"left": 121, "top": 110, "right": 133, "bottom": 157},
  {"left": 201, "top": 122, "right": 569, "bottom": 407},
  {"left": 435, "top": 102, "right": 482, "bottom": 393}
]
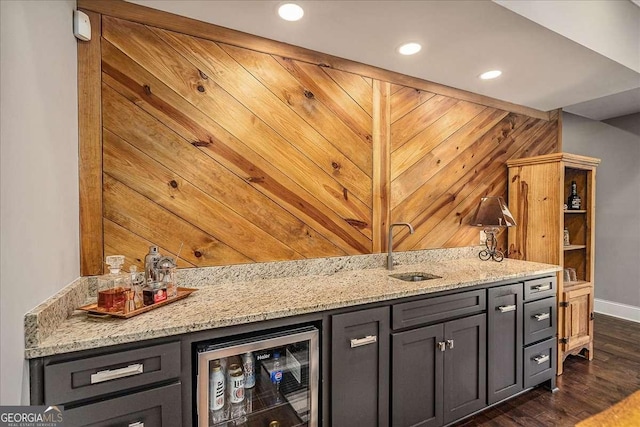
[{"left": 390, "top": 272, "right": 442, "bottom": 282}]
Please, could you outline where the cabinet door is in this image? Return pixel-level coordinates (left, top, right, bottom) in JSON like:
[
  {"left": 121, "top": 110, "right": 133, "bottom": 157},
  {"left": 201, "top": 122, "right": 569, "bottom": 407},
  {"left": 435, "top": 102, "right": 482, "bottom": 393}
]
[
  {"left": 443, "top": 314, "right": 487, "bottom": 425},
  {"left": 487, "top": 284, "right": 523, "bottom": 404},
  {"left": 563, "top": 286, "right": 594, "bottom": 354},
  {"left": 392, "top": 324, "right": 444, "bottom": 427},
  {"left": 331, "top": 307, "right": 389, "bottom": 427}
]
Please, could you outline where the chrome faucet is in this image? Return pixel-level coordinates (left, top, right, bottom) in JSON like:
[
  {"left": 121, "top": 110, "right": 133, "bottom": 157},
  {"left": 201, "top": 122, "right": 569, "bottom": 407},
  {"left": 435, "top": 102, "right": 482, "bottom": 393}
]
[{"left": 388, "top": 223, "right": 414, "bottom": 270}]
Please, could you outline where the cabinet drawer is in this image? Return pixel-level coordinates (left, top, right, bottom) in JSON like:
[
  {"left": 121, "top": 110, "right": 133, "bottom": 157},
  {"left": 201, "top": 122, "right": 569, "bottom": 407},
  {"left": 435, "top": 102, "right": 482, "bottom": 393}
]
[
  {"left": 63, "top": 382, "right": 181, "bottom": 427},
  {"left": 524, "top": 338, "right": 556, "bottom": 388},
  {"left": 524, "top": 277, "right": 556, "bottom": 301},
  {"left": 524, "top": 297, "right": 556, "bottom": 345},
  {"left": 44, "top": 341, "right": 180, "bottom": 404},
  {"left": 392, "top": 289, "right": 486, "bottom": 330}
]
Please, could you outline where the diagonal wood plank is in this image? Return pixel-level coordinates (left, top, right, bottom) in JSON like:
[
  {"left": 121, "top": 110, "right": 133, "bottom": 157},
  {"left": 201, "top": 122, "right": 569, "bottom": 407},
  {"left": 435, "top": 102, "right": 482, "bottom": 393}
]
[
  {"left": 153, "top": 28, "right": 372, "bottom": 207},
  {"left": 394, "top": 117, "right": 558, "bottom": 250},
  {"left": 219, "top": 43, "right": 372, "bottom": 177},
  {"left": 274, "top": 56, "right": 372, "bottom": 151},
  {"left": 390, "top": 86, "right": 436, "bottom": 123},
  {"left": 102, "top": 16, "right": 372, "bottom": 238},
  {"left": 391, "top": 100, "right": 486, "bottom": 180},
  {"left": 392, "top": 113, "right": 537, "bottom": 227},
  {"left": 104, "top": 174, "right": 251, "bottom": 267},
  {"left": 102, "top": 83, "right": 343, "bottom": 258},
  {"left": 104, "top": 218, "right": 195, "bottom": 272},
  {"left": 390, "top": 95, "right": 460, "bottom": 151},
  {"left": 103, "top": 129, "right": 302, "bottom": 262},
  {"left": 322, "top": 66, "right": 374, "bottom": 117},
  {"left": 391, "top": 108, "right": 509, "bottom": 209},
  {"left": 100, "top": 39, "right": 369, "bottom": 254}
]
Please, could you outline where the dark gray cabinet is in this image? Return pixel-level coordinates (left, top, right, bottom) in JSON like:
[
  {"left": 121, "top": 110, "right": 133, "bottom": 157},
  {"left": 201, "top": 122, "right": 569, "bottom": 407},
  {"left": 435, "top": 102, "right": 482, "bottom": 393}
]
[
  {"left": 392, "top": 324, "right": 443, "bottom": 427},
  {"left": 331, "top": 306, "right": 389, "bottom": 427},
  {"left": 487, "top": 284, "right": 523, "bottom": 404},
  {"left": 391, "top": 294, "right": 486, "bottom": 427},
  {"left": 442, "top": 314, "right": 487, "bottom": 424}
]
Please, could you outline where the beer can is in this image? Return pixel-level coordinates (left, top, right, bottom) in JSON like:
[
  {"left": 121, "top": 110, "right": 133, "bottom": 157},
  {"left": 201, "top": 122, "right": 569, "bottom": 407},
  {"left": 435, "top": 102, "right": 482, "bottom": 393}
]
[
  {"left": 229, "top": 364, "right": 245, "bottom": 404},
  {"left": 242, "top": 352, "right": 255, "bottom": 388},
  {"left": 209, "top": 361, "right": 225, "bottom": 411}
]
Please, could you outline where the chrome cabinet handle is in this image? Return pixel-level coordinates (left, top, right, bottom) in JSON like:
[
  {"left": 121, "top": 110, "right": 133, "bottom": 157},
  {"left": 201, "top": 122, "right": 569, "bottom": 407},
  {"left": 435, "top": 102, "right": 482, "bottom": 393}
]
[
  {"left": 437, "top": 341, "right": 446, "bottom": 352},
  {"left": 446, "top": 339, "right": 454, "bottom": 349},
  {"left": 533, "top": 284, "right": 551, "bottom": 291},
  {"left": 498, "top": 305, "right": 517, "bottom": 313},
  {"left": 90, "top": 363, "right": 144, "bottom": 384},
  {"left": 534, "top": 312, "right": 550, "bottom": 321},
  {"left": 129, "top": 423, "right": 144, "bottom": 427},
  {"left": 350, "top": 335, "right": 377, "bottom": 348},
  {"left": 533, "top": 354, "right": 550, "bottom": 365}
]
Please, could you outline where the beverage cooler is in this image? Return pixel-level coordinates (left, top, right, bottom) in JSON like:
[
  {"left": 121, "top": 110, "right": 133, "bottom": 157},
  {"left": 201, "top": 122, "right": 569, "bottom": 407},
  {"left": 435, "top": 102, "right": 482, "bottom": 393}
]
[{"left": 196, "top": 326, "right": 319, "bottom": 427}]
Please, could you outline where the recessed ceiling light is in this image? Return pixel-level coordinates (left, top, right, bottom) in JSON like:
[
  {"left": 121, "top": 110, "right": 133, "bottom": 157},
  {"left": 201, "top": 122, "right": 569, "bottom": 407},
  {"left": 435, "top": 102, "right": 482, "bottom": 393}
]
[
  {"left": 398, "top": 42, "right": 422, "bottom": 56},
  {"left": 479, "top": 70, "right": 502, "bottom": 80},
  {"left": 278, "top": 3, "right": 304, "bottom": 21}
]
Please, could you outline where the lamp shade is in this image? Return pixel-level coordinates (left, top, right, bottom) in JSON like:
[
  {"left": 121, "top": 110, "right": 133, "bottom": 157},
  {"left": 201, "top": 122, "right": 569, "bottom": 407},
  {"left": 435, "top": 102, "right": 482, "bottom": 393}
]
[{"left": 473, "top": 196, "right": 517, "bottom": 227}]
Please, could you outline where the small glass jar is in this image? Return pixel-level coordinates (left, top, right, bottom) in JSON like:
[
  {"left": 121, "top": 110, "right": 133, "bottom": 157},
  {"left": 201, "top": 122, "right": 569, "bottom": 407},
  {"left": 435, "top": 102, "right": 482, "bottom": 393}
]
[{"left": 97, "top": 255, "right": 130, "bottom": 313}]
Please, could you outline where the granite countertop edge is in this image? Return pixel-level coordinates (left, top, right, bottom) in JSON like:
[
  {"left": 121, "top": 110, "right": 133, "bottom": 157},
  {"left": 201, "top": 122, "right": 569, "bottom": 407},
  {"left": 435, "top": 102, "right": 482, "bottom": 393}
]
[{"left": 24, "top": 256, "right": 560, "bottom": 359}]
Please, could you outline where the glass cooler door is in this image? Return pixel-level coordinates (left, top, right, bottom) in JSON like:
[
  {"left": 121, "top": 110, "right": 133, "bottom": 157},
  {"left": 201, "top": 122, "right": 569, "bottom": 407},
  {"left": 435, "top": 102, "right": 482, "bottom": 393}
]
[{"left": 197, "top": 326, "right": 319, "bottom": 427}]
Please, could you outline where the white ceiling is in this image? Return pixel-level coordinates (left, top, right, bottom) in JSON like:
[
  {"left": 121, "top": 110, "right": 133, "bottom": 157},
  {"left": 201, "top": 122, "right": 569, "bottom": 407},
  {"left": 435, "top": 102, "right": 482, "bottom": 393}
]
[{"left": 128, "top": 0, "right": 640, "bottom": 121}]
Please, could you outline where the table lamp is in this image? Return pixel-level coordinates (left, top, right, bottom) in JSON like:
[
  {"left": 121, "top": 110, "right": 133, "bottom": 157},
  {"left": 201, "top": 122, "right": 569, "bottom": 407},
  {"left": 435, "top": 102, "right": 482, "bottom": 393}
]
[{"left": 473, "top": 196, "right": 516, "bottom": 262}]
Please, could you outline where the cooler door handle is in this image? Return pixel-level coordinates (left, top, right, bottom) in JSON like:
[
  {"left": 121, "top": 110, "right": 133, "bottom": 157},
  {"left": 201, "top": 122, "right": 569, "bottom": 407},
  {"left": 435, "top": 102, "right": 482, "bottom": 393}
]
[
  {"left": 90, "top": 363, "right": 144, "bottom": 384},
  {"left": 350, "top": 335, "right": 377, "bottom": 348}
]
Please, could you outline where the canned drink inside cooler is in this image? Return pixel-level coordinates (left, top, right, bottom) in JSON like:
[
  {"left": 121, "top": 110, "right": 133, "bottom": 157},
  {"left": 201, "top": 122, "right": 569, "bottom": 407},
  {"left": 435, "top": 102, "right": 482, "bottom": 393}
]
[
  {"left": 229, "top": 364, "right": 245, "bottom": 404},
  {"left": 209, "top": 360, "right": 225, "bottom": 412}
]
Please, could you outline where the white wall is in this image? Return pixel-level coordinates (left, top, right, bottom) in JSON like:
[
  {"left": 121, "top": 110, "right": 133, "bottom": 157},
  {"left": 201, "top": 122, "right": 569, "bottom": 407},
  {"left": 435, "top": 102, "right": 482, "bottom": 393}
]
[
  {"left": 495, "top": 0, "right": 640, "bottom": 73},
  {"left": 0, "top": 0, "right": 79, "bottom": 404},
  {"left": 563, "top": 113, "right": 640, "bottom": 319}
]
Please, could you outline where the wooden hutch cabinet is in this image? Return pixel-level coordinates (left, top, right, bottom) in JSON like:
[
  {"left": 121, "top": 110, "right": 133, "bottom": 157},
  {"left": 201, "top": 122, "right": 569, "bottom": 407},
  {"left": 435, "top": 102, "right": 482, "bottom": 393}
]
[{"left": 506, "top": 153, "right": 600, "bottom": 374}]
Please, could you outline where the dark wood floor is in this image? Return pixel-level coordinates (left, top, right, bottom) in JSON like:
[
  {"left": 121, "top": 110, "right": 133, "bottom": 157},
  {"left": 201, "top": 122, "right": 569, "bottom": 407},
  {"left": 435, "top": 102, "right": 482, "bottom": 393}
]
[{"left": 454, "top": 314, "right": 640, "bottom": 426}]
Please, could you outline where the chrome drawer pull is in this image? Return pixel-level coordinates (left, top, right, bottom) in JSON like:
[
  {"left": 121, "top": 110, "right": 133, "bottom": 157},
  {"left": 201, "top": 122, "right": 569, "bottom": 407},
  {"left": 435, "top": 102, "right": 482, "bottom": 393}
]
[
  {"left": 498, "top": 305, "right": 517, "bottom": 313},
  {"left": 533, "top": 284, "right": 551, "bottom": 292},
  {"left": 533, "top": 354, "right": 550, "bottom": 365},
  {"left": 350, "top": 335, "right": 377, "bottom": 348},
  {"left": 90, "top": 363, "right": 144, "bottom": 384},
  {"left": 534, "top": 313, "right": 550, "bottom": 321},
  {"left": 129, "top": 423, "right": 144, "bottom": 427}
]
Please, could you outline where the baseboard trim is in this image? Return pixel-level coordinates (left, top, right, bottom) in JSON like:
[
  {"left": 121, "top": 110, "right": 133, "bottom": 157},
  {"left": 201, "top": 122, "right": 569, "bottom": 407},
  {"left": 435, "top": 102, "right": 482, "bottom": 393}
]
[{"left": 594, "top": 299, "right": 640, "bottom": 323}]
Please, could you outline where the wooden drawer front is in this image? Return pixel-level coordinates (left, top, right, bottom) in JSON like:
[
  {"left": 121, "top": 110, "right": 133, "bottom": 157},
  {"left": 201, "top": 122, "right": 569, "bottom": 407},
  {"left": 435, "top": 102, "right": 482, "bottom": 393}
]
[
  {"left": 392, "top": 289, "right": 486, "bottom": 330},
  {"left": 44, "top": 341, "right": 180, "bottom": 404},
  {"left": 524, "top": 277, "right": 556, "bottom": 301},
  {"left": 524, "top": 338, "right": 556, "bottom": 389},
  {"left": 63, "top": 382, "right": 181, "bottom": 427},
  {"left": 524, "top": 297, "right": 556, "bottom": 345}
]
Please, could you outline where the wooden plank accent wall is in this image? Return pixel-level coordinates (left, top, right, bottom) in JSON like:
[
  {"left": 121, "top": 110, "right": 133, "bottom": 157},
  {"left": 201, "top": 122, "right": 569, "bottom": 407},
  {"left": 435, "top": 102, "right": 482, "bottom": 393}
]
[
  {"left": 389, "top": 89, "right": 559, "bottom": 252},
  {"left": 77, "top": 1, "right": 559, "bottom": 271}
]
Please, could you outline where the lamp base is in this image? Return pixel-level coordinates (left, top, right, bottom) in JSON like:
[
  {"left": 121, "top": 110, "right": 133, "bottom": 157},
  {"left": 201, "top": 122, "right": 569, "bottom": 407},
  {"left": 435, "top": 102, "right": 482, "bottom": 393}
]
[{"left": 479, "top": 228, "right": 504, "bottom": 262}]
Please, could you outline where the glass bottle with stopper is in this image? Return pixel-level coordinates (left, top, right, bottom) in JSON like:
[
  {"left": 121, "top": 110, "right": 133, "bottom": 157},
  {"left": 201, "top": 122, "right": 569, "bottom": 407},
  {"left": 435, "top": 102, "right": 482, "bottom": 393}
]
[{"left": 97, "top": 255, "right": 130, "bottom": 313}]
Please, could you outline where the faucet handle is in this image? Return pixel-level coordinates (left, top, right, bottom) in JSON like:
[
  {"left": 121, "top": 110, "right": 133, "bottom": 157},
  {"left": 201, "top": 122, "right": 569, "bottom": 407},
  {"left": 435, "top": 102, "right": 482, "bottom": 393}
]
[{"left": 392, "top": 259, "right": 401, "bottom": 266}]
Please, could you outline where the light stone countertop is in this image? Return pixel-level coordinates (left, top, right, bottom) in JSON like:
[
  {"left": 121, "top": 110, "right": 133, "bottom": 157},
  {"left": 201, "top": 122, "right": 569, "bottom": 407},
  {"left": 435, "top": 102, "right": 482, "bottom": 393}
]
[{"left": 24, "top": 254, "right": 560, "bottom": 359}]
